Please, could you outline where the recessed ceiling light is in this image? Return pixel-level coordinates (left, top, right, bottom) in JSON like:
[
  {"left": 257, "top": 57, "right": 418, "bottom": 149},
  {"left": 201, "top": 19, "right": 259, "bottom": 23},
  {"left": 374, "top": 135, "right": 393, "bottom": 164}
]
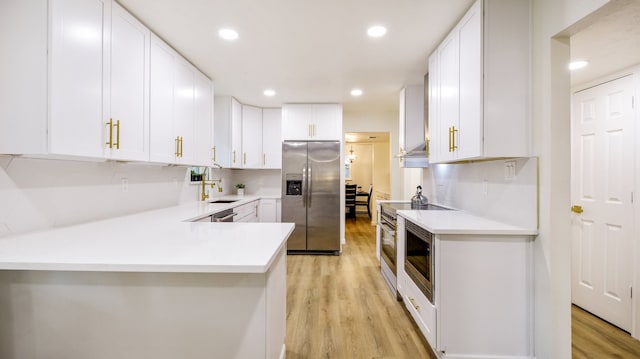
[
  {"left": 264, "top": 89, "right": 276, "bottom": 97},
  {"left": 569, "top": 60, "right": 588, "bottom": 70},
  {"left": 350, "top": 89, "right": 363, "bottom": 96},
  {"left": 367, "top": 25, "right": 387, "bottom": 38},
  {"left": 219, "top": 28, "right": 239, "bottom": 41}
]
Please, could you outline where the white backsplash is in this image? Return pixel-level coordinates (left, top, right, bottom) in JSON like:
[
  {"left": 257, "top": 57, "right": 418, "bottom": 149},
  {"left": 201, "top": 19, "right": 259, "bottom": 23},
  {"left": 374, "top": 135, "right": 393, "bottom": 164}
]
[
  {"left": 421, "top": 157, "right": 538, "bottom": 229},
  {"left": 0, "top": 157, "right": 192, "bottom": 238},
  {"left": 229, "top": 169, "right": 282, "bottom": 197}
]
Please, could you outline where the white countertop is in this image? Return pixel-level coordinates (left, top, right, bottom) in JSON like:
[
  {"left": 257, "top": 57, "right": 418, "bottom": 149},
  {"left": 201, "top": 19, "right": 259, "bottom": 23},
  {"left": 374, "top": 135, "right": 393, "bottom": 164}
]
[
  {"left": 398, "top": 210, "right": 537, "bottom": 235},
  {"left": 0, "top": 196, "right": 294, "bottom": 274}
]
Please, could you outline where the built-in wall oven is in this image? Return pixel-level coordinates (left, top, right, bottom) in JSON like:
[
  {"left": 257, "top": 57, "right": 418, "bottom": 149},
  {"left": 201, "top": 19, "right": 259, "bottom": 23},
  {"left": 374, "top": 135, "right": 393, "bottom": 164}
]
[
  {"left": 379, "top": 202, "right": 448, "bottom": 301},
  {"left": 404, "top": 220, "right": 434, "bottom": 304}
]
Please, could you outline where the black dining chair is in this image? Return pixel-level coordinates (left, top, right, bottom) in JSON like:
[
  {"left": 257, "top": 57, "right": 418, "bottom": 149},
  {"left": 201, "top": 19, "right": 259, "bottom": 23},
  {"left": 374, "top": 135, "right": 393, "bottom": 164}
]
[
  {"left": 345, "top": 184, "right": 357, "bottom": 220},
  {"left": 355, "top": 184, "right": 373, "bottom": 219}
]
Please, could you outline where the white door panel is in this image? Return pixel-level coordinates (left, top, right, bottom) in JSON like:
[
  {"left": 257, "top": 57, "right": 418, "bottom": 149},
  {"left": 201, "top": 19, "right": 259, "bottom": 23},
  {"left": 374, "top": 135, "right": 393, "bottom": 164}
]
[{"left": 571, "top": 75, "right": 634, "bottom": 332}]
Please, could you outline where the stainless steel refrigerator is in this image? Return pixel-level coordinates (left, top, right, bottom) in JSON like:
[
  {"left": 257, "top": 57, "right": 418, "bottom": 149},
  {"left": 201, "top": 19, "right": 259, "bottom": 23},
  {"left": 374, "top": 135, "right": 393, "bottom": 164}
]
[{"left": 282, "top": 141, "right": 341, "bottom": 254}]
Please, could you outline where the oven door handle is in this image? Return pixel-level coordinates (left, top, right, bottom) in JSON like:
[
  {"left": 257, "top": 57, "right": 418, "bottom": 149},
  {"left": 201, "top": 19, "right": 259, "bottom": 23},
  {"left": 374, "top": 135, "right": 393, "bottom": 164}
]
[{"left": 213, "top": 212, "right": 238, "bottom": 222}]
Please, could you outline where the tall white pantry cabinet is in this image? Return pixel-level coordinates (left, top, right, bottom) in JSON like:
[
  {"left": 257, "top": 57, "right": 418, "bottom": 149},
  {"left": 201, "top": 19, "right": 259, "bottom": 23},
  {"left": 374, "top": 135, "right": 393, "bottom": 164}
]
[{"left": 0, "top": 0, "right": 214, "bottom": 167}]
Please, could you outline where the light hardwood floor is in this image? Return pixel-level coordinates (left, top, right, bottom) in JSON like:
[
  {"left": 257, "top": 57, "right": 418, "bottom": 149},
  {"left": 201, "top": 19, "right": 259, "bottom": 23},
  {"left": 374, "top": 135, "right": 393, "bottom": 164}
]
[
  {"left": 285, "top": 214, "right": 436, "bottom": 358},
  {"left": 572, "top": 304, "right": 640, "bottom": 358},
  {"left": 285, "top": 214, "right": 640, "bottom": 358}
]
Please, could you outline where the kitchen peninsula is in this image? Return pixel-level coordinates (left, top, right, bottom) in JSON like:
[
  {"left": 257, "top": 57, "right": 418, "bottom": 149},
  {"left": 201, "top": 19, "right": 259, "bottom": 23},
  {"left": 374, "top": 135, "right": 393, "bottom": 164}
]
[{"left": 0, "top": 198, "right": 293, "bottom": 359}]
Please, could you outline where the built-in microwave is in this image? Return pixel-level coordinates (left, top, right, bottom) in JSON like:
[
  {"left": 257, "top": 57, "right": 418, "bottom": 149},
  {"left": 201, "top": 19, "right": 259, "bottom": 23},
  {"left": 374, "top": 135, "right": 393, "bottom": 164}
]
[{"left": 404, "top": 220, "right": 434, "bottom": 304}]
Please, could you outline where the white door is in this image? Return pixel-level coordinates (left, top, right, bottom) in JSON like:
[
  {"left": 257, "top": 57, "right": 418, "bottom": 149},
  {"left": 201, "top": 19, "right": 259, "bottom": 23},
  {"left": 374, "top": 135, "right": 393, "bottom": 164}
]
[
  {"left": 230, "top": 98, "right": 243, "bottom": 168},
  {"left": 173, "top": 59, "right": 195, "bottom": 164},
  {"left": 282, "top": 104, "right": 311, "bottom": 140},
  {"left": 437, "top": 32, "right": 459, "bottom": 163},
  {"left": 571, "top": 75, "right": 635, "bottom": 331}
]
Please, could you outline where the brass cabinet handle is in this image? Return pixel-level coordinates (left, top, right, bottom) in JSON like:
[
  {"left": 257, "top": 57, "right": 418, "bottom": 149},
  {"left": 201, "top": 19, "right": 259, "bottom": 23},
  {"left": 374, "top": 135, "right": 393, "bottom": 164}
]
[
  {"left": 233, "top": 150, "right": 236, "bottom": 163},
  {"left": 243, "top": 152, "right": 246, "bottom": 165},
  {"left": 263, "top": 153, "right": 266, "bottom": 166},
  {"left": 106, "top": 118, "right": 113, "bottom": 148},
  {"left": 313, "top": 124, "right": 316, "bottom": 137},
  {"left": 212, "top": 146, "right": 216, "bottom": 161},
  {"left": 452, "top": 126, "right": 458, "bottom": 151},
  {"left": 114, "top": 120, "right": 120, "bottom": 149},
  {"left": 179, "top": 136, "right": 183, "bottom": 157},
  {"left": 448, "top": 127, "right": 452, "bottom": 152},
  {"left": 175, "top": 136, "right": 180, "bottom": 157},
  {"left": 426, "top": 139, "right": 430, "bottom": 157},
  {"left": 409, "top": 297, "right": 420, "bottom": 310},
  {"left": 571, "top": 205, "right": 584, "bottom": 214}
]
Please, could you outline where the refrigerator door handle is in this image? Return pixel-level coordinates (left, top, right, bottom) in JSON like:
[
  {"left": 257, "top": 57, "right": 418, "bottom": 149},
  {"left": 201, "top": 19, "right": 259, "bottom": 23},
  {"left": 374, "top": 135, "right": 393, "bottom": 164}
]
[
  {"left": 302, "top": 164, "right": 307, "bottom": 208},
  {"left": 308, "top": 164, "right": 312, "bottom": 208}
]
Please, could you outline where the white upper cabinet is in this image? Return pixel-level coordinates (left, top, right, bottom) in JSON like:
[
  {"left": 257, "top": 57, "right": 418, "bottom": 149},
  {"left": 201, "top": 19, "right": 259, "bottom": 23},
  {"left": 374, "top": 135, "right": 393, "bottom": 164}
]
[
  {"left": 429, "top": 0, "right": 531, "bottom": 163},
  {"left": 172, "top": 58, "right": 196, "bottom": 164},
  {"left": 262, "top": 108, "right": 282, "bottom": 169},
  {"left": 0, "top": 0, "right": 214, "bottom": 167},
  {"left": 214, "top": 96, "right": 241, "bottom": 168},
  {"left": 149, "top": 35, "right": 178, "bottom": 164},
  {"left": 241, "top": 105, "right": 263, "bottom": 168},
  {"left": 282, "top": 104, "right": 342, "bottom": 141},
  {"left": 104, "top": 1, "right": 150, "bottom": 161},
  {"left": 193, "top": 71, "right": 214, "bottom": 166},
  {"left": 149, "top": 35, "right": 209, "bottom": 166},
  {"left": 398, "top": 85, "right": 425, "bottom": 167},
  {"left": 0, "top": 0, "right": 107, "bottom": 158}
]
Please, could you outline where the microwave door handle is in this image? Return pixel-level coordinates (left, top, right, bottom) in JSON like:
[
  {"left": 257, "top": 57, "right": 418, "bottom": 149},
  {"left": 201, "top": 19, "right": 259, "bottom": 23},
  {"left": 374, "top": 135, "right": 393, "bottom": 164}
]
[
  {"left": 307, "top": 164, "right": 312, "bottom": 208},
  {"left": 302, "top": 165, "right": 307, "bottom": 208}
]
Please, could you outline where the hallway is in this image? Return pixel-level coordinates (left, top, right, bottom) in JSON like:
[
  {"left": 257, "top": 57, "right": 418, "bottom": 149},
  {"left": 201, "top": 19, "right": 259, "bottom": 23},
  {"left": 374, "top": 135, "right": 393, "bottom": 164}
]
[{"left": 285, "top": 214, "right": 434, "bottom": 358}]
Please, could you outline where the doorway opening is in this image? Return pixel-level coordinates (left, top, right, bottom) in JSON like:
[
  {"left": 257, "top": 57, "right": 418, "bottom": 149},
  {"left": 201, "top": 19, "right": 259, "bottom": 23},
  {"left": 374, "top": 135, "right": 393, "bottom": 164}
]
[{"left": 345, "top": 132, "right": 390, "bottom": 225}]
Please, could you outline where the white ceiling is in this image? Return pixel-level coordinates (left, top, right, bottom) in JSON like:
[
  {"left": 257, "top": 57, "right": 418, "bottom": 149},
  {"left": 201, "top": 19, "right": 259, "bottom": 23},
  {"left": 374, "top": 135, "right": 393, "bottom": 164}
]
[
  {"left": 117, "top": 0, "right": 475, "bottom": 113},
  {"left": 570, "top": 0, "right": 640, "bottom": 86}
]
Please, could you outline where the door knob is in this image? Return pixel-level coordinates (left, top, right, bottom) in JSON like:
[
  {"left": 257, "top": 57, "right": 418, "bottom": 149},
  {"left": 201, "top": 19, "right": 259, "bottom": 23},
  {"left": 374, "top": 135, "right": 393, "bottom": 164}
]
[{"left": 571, "top": 205, "right": 584, "bottom": 214}]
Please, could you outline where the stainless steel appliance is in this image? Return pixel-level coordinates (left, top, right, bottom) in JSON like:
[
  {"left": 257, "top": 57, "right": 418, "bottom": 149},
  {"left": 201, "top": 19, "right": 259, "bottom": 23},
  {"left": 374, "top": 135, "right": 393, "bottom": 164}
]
[
  {"left": 379, "top": 202, "right": 448, "bottom": 300},
  {"left": 282, "top": 141, "right": 341, "bottom": 254},
  {"left": 404, "top": 220, "right": 434, "bottom": 303},
  {"left": 212, "top": 208, "right": 236, "bottom": 222}
]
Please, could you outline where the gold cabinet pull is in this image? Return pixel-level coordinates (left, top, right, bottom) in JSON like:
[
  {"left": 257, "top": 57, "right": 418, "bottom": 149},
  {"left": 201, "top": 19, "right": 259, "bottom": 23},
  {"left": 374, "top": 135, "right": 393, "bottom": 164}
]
[
  {"left": 175, "top": 136, "right": 180, "bottom": 157},
  {"left": 448, "top": 127, "right": 452, "bottom": 152},
  {"left": 114, "top": 120, "right": 120, "bottom": 149},
  {"left": 426, "top": 139, "right": 430, "bottom": 157},
  {"left": 571, "top": 205, "right": 584, "bottom": 214},
  {"left": 106, "top": 118, "right": 113, "bottom": 148},
  {"left": 263, "top": 153, "right": 266, "bottom": 166},
  {"left": 243, "top": 152, "right": 247, "bottom": 165},
  {"left": 233, "top": 150, "right": 236, "bottom": 163},
  {"left": 409, "top": 297, "right": 420, "bottom": 310},
  {"left": 212, "top": 146, "right": 216, "bottom": 161},
  {"left": 452, "top": 126, "right": 458, "bottom": 151},
  {"left": 179, "top": 136, "right": 183, "bottom": 157}
]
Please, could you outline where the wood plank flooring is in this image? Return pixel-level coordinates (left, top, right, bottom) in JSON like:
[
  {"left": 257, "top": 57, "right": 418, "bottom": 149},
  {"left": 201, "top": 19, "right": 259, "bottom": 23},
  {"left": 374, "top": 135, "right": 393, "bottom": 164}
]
[
  {"left": 572, "top": 304, "right": 640, "bottom": 358},
  {"left": 286, "top": 214, "right": 436, "bottom": 359},
  {"left": 285, "top": 214, "right": 640, "bottom": 358}
]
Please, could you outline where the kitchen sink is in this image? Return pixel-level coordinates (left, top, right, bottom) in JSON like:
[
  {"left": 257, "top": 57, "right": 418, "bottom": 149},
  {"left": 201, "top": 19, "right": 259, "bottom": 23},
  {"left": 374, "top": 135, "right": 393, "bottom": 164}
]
[{"left": 208, "top": 200, "right": 238, "bottom": 204}]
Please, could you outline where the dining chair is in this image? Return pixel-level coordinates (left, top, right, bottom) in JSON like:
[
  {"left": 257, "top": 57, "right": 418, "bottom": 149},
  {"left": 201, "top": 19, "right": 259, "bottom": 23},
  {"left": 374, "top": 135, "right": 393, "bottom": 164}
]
[
  {"left": 345, "top": 184, "right": 357, "bottom": 220},
  {"left": 355, "top": 184, "right": 373, "bottom": 219}
]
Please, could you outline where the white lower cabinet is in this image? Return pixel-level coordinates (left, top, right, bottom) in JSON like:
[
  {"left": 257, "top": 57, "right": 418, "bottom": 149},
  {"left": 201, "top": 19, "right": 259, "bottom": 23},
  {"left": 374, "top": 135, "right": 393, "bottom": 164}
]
[
  {"left": 398, "top": 216, "right": 534, "bottom": 358},
  {"left": 259, "top": 199, "right": 278, "bottom": 222},
  {"left": 234, "top": 200, "right": 259, "bottom": 222}
]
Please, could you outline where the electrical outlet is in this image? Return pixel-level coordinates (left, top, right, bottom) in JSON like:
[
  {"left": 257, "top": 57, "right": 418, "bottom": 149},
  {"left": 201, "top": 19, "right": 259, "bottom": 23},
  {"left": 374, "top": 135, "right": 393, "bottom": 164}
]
[
  {"left": 121, "top": 178, "right": 128, "bottom": 192},
  {"left": 504, "top": 160, "right": 516, "bottom": 180}
]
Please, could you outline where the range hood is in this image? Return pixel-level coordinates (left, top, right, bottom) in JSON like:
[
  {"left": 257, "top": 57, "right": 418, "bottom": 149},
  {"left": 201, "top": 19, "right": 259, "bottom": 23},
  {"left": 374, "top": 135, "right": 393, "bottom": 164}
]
[{"left": 398, "top": 142, "right": 429, "bottom": 168}]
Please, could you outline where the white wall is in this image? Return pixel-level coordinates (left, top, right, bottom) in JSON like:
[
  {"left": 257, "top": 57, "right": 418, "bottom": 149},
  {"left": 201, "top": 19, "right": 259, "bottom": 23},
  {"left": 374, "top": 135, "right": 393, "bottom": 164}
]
[
  {"left": 531, "top": 0, "right": 610, "bottom": 358},
  {"left": 343, "top": 108, "right": 406, "bottom": 200},
  {"left": 0, "top": 157, "right": 191, "bottom": 238},
  {"left": 228, "top": 169, "right": 281, "bottom": 197}
]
